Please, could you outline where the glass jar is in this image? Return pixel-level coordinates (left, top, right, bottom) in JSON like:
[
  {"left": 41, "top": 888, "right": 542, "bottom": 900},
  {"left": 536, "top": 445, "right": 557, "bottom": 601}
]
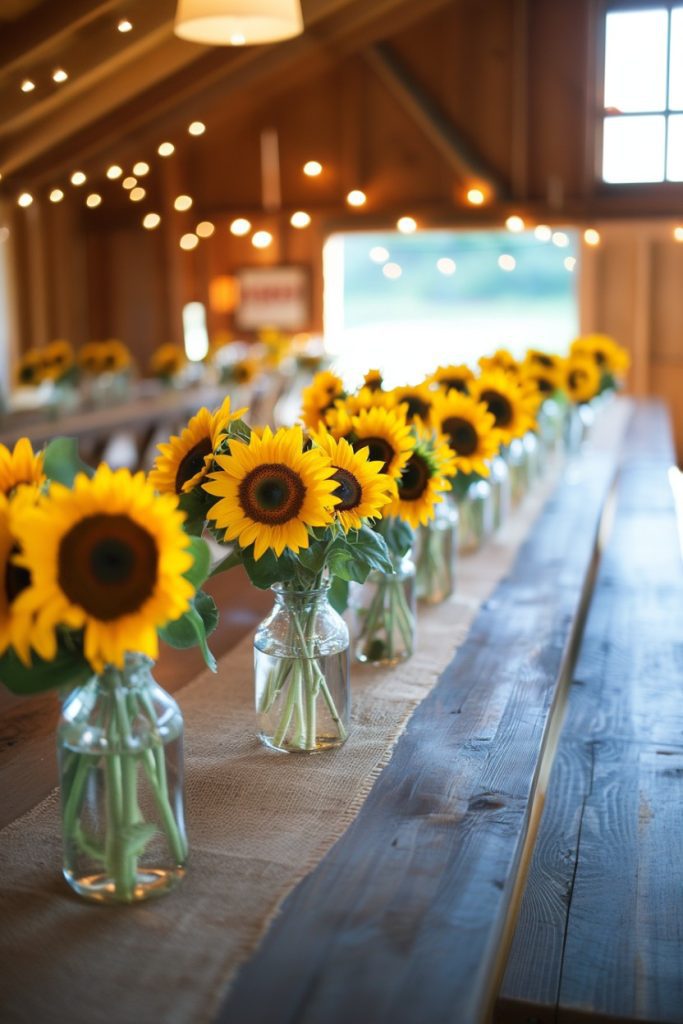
[
  {"left": 523, "top": 430, "right": 542, "bottom": 482},
  {"left": 352, "top": 552, "right": 416, "bottom": 666},
  {"left": 57, "top": 654, "right": 187, "bottom": 905},
  {"left": 488, "top": 456, "right": 511, "bottom": 533},
  {"left": 457, "top": 478, "right": 494, "bottom": 554},
  {"left": 565, "top": 402, "right": 595, "bottom": 454},
  {"left": 506, "top": 438, "right": 528, "bottom": 505},
  {"left": 414, "top": 501, "right": 458, "bottom": 605},
  {"left": 538, "top": 397, "right": 565, "bottom": 464},
  {"left": 254, "top": 582, "right": 350, "bottom": 753}
]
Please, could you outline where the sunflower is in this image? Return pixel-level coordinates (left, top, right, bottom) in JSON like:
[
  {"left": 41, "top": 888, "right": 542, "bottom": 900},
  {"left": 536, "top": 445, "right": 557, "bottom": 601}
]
[
  {"left": 478, "top": 348, "right": 520, "bottom": 376},
  {"left": 13, "top": 466, "right": 195, "bottom": 672},
  {"left": 430, "top": 391, "right": 500, "bottom": 476},
  {"left": 203, "top": 426, "right": 339, "bottom": 560},
  {"left": 149, "top": 396, "right": 247, "bottom": 495},
  {"left": 323, "top": 401, "right": 355, "bottom": 441},
  {"left": 301, "top": 370, "right": 346, "bottom": 429},
  {"left": 564, "top": 355, "right": 601, "bottom": 404},
  {"left": 314, "top": 431, "right": 392, "bottom": 532},
  {"left": 150, "top": 343, "right": 186, "bottom": 378},
  {"left": 230, "top": 357, "right": 260, "bottom": 385},
  {"left": 100, "top": 339, "right": 131, "bottom": 374},
  {"left": 384, "top": 434, "right": 455, "bottom": 529},
  {"left": 526, "top": 348, "right": 563, "bottom": 372},
  {"left": 427, "top": 364, "right": 474, "bottom": 394},
  {"left": 78, "top": 342, "right": 104, "bottom": 375},
  {"left": 0, "top": 438, "right": 45, "bottom": 497},
  {"left": 41, "top": 340, "right": 74, "bottom": 381},
  {"left": 390, "top": 384, "right": 434, "bottom": 424},
  {"left": 16, "top": 349, "right": 46, "bottom": 387},
  {"left": 570, "top": 334, "right": 630, "bottom": 376},
  {"left": 470, "top": 370, "right": 536, "bottom": 444},
  {"left": 520, "top": 356, "right": 565, "bottom": 407},
  {"left": 0, "top": 489, "right": 42, "bottom": 665},
  {"left": 363, "top": 368, "right": 384, "bottom": 392},
  {"left": 350, "top": 406, "right": 415, "bottom": 481}
]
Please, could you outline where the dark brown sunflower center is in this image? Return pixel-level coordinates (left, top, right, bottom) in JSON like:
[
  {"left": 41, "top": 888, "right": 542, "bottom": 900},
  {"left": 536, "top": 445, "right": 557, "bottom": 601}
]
[
  {"left": 534, "top": 354, "right": 554, "bottom": 368},
  {"left": 332, "top": 467, "right": 362, "bottom": 512},
  {"left": 5, "top": 545, "right": 31, "bottom": 603},
  {"left": 398, "top": 453, "right": 430, "bottom": 501},
  {"left": 19, "top": 365, "right": 37, "bottom": 383},
  {"left": 442, "top": 416, "right": 479, "bottom": 456},
  {"left": 58, "top": 514, "right": 158, "bottom": 621},
  {"left": 403, "top": 396, "right": 431, "bottom": 420},
  {"left": 354, "top": 436, "right": 394, "bottom": 473},
  {"left": 239, "top": 463, "right": 305, "bottom": 525},
  {"left": 536, "top": 377, "right": 554, "bottom": 394},
  {"left": 175, "top": 437, "right": 212, "bottom": 493},
  {"left": 365, "top": 378, "right": 382, "bottom": 392},
  {"left": 568, "top": 370, "right": 585, "bottom": 390},
  {"left": 443, "top": 378, "right": 468, "bottom": 394},
  {"left": 480, "top": 389, "right": 513, "bottom": 428}
]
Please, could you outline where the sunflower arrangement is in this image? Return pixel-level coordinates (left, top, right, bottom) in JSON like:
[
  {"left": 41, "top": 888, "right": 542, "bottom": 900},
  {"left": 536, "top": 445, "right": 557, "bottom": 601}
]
[
  {"left": 300, "top": 370, "right": 346, "bottom": 430},
  {"left": 16, "top": 342, "right": 76, "bottom": 388},
  {"left": 478, "top": 348, "right": 520, "bottom": 377},
  {"left": 564, "top": 354, "right": 602, "bottom": 405},
  {"left": 427, "top": 364, "right": 474, "bottom": 394},
  {"left": 470, "top": 370, "right": 537, "bottom": 446},
  {"left": 149, "top": 343, "right": 187, "bottom": 382},
  {"left": 79, "top": 339, "right": 132, "bottom": 377},
  {"left": 570, "top": 333, "right": 630, "bottom": 392},
  {"left": 390, "top": 383, "right": 434, "bottom": 425},
  {"left": 220, "top": 355, "right": 261, "bottom": 387}
]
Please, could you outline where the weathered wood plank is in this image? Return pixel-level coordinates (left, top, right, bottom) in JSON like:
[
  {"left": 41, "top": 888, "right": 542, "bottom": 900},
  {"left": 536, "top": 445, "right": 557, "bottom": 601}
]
[
  {"left": 217, "top": 440, "right": 621, "bottom": 1024},
  {"left": 497, "top": 402, "right": 683, "bottom": 1024}
]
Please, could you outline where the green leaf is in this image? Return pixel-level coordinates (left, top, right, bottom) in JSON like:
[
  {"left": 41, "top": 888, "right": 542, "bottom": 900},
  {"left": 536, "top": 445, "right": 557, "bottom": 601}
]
[
  {"left": 121, "top": 822, "right": 158, "bottom": 857},
  {"left": 328, "top": 575, "right": 349, "bottom": 614},
  {"left": 0, "top": 644, "right": 93, "bottom": 696},
  {"left": 241, "top": 546, "right": 297, "bottom": 589},
  {"left": 353, "top": 524, "right": 394, "bottom": 572},
  {"left": 225, "top": 417, "right": 252, "bottom": 444},
  {"left": 376, "top": 517, "right": 414, "bottom": 558},
  {"left": 178, "top": 488, "right": 211, "bottom": 536},
  {"left": 43, "top": 437, "right": 95, "bottom": 486},
  {"left": 159, "top": 591, "right": 218, "bottom": 671},
  {"left": 327, "top": 526, "right": 393, "bottom": 583},
  {"left": 297, "top": 541, "right": 327, "bottom": 575},
  {"left": 184, "top": 536, "right": 211, "bottom": 588}
]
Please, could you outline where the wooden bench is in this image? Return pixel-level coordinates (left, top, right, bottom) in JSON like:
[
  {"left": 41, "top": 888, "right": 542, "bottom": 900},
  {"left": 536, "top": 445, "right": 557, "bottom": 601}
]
[{"left": 497, "top": 401, "right": 683, "bottom": 1024}]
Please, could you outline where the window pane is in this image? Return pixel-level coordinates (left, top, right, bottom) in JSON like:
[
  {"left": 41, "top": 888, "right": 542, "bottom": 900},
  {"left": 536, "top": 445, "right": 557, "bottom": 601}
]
[
  {"left": 604, "top": 9, "right": 668, "bottom": 112},
  {"left": 602, "top": 114, "right": 666, "bottom": 182},
  {"left": 667, "top": 114, "right": 683, "bottom": 180},
  {"left": 670, "top": 8, "right": 683, "bottom": 110}
]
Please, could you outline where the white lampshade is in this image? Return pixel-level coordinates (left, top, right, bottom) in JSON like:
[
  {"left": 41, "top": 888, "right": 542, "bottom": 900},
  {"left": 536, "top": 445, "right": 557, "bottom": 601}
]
[{"left": 174, "top": 0, "right": 303, "bottom": 45}]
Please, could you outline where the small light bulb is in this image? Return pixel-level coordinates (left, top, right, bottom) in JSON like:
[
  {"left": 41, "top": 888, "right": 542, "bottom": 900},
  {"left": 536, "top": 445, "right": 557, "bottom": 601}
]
[
  {"left": 674, "top": 226, "right": 683, "bottom": 242},
  {"left": 196, "top": 221, "right": 215, "bottom": 238},
  {"left": 466, "top": 187, "right": 485, "bottom": 206},
  {"left": 133, "top": 161, "right": 150, "bottom": 176},
  {"left": 369, "top": 246, "right": 389, "bottom": 264},
  {"left": 346, "top": 190, "right": 367, "bottom": 207},
  {"left": 252, "top": 230, "right": 273, "bottom": 249},
  {"left": 188, "top": 121, "right": 205, "bottom": 136},
  {"left": 498, "top": 254, "right": 516, "bottom": 271},
  {"left": 397, "top": 216, "right": 417, "bottom": 234},
  {"left": 534, "top": 224, "right": 552, "bottom": 241},
  {"left": 86, "top": 193, "right": 102, "bottom": 208},
  {"left": 290, "top": 211, "right": 311, "bottom": 229},
  {"left": 129, "top": 187, "right": 146, "bottom": 202},
  {"left": 118, "top": 19, "right": 133, "bottom": 33},
  {"left": 230, "top": 218, "right": 251, "bottom": 236},
  {"left": 436, "top": 257, "right": 456, "bottom": 275},
  {"left": 122, "top": 176, "right": 137, "bottom": 190},
  {"left": 52, "top": 68, "right": 68, "bottom": 83},
  {"left": 230, "top": 33, "right": 246, "bottom": 44},
  {"left": 157, "top": 142, "right": 175, "bottom": 157},
  {"left": 174, "top": 195, "right": 193, "bottom": 211},
  {"left": 303, "top": 161, "right": 322, "bottom": 177},
  {"left": 584, "top": 228, "right": 601, "bottom": 246},
  {"left": 49, "top": 188, "right": 64, "bottom": 203},
  {"left": 505, "top": 215, "right": 525, "bottom": 233},
  {"left": 564, "top": 256, "right": 577, "bottom": 271},
  {"left": 180, "top": 233, "right": 199, "bottom": 251},
  {"left": 70, "top": 171, "right": 86, "bottom": 186},
  {"left": 383, "top": 262, "right": 402, "bottom": 280},
  {"left": 17, "top": 192, "right": 33, "bottom": 208},
  {"left": 143, "top": 213, "right": 161, "bottom": 230},
  {"left": 21, "top": 79, "right": 35, "bottom": 93},
  {"left": 552, "top": 231, "right": 570, "bottom": 248},
  {"left": 107, "top": 165, "right": 123, "bottom": 180}
]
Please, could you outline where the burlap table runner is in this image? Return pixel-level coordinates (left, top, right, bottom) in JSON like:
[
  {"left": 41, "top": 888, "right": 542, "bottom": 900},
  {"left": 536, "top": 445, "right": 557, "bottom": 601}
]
[{"left": 0, "top": 407, "right": 627, "bottom": 1024}]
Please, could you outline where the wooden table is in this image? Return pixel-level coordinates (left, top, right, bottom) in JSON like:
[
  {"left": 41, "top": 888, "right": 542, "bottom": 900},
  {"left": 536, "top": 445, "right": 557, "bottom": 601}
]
[{"left": 2, "top": 399, "right": 678, "bottom": 1024}]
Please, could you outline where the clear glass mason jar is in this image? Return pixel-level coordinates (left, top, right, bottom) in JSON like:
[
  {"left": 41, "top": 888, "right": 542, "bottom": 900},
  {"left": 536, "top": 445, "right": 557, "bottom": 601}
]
[
  {"left": 537, "top": 397, "right": 566, "bottom": 464},
  {"left": 523, "top": 430, "right": 542, "bottom": 482},
  {"left": 414, "top": 502, "right": 458, "bottom": 605},
  {"left": 506, "top": 437, "right": 528, "bottom": 505},
  {"left": 254, "top": 582, "right": 350, "bottom": 753},
  {"left": 457, "top": 478, "right": 494, "bottom": 554},
  {"left": 57, "top": 654, "right": 187, "bottom": 905},
  {"left": 565, "top": 401, "right": 595, "bottom": 454},
  {"left": 352, "top": 552, "right": 417, "bottom": 666},
  {"left": 488, "top": 456, "right": 511, "bottom": 533}
]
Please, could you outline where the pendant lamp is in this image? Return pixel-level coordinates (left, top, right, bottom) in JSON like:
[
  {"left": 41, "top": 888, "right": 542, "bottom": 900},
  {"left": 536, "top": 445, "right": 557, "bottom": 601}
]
[{"left": 174, "top": 0, "right": 304, "bottom": 45}]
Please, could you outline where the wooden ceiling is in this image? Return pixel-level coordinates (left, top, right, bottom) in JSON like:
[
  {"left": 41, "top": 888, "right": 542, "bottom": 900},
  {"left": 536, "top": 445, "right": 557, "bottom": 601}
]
[{"left": 0, "top": 0, "right": 456, "bottom": 191}]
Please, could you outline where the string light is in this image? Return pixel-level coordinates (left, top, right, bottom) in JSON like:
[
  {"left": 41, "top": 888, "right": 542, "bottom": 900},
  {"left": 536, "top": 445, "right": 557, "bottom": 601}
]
[
  {"left": 436, "top": 257, "right": 456, "bottom": 275},
  {"left": 498, "top": 254, "right": 516, "bottom": 271},
  {"left": 86, "top": 193, "right": 102, "bottom": 208},
  {"left": 552, "top": 231, "right": 570, "bottom": 248},
  {"left": 564, "top": 256, "right": 577, "bottom": 271},
  {"left": 584, "top": 228, "right": 601, "bottom": 246},
  {"left": 107, "top": 165, "right": 123, "bottom": 180},
  {"left": 157, "top": 142, "right": 175, "bottom": 157},
  {"left": 383, "top": 262, "right": 402, "bottom": 279},
  {"left": 118, "top": 18, "right": 133, "bottom": 32},
  {"left": 17, "top": 193, "right": 33, "bottom": 208},
  {"left": 143, "top": 213, "right": 161, "bottom": 229},
  {"left": 674, "top": 226, "right": 683, "bottom": 242},
  {"left": 346, "top": 190, "right": 367, "bottom": 207},
  {"left": 369, "top": 246, "right": 389, "bottom": 264},
  {"left": 290, "top": 211, "right": 311, "bottom": 228},
  {"left": 49, "top": 188, "right": 64, "bottom": 203},
  {"left": 230, "top": 217, "right": 251, "bottom": 236},
  {"left": 196, "top": 221, "right": 215, "bottom": 237},
  {"left": 505, "top": 215, "right": 525, "bottom": 233},
  {"left": 70, "top": 171, "right": 86, "bottom": 186},
  {"left": 466, "top": 187, "right": 486, "bottom": 206},
  {"left": 303, "top": 161, "right": 322, "bottom": 177},
  {"left": 174, "top": 195, "right": 193, "bottom": 211},
  {"left": 252, "top": 230, "right": 273, "bottom": 249},
  {"left": 534, "top": 225, "right": 552, "bottom": 241},
  {"left": 52, "top": 69, "right": 68, "bottom": 83},
  {"left": 188, "top": 121, "right": 205, "bottom": 136},
  {"left": 21, "top": 79, "right": 35, "bottom": 93},
  {"left": 122, "top": 176, "right": 137, "bottom": 190},
  {"left": 180, "top": 233, "right": 199, "bottom": 250},
  {"left": 129, "top": 187, "right": 146, "bottom": 201},
  {"left": 397, "top": 216, "right": 417, "bottom": 234},
  {"left": 133, "top": 161, "right": 150, "bottom": 176}
]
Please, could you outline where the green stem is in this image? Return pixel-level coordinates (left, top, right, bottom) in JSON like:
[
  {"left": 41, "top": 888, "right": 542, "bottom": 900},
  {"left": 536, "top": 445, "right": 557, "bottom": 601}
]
[
  {"left": 272, "top": 663, "right": 301, "bottom": 749},
  {"left": 62, "top": 752, "right": 93, "bottom": 851},
  {"left": 138, "top": 690, "right": 187, "bottom": 862}
]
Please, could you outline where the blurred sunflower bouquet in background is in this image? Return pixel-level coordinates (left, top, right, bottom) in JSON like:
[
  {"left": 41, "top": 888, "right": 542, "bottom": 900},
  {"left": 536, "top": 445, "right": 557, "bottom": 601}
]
[{"left": 149, "top": 343, "right": 187, "bottom": 385}]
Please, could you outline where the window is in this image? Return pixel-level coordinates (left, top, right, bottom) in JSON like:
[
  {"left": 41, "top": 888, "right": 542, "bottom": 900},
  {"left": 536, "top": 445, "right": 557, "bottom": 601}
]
[
  {"left": 602, "top": 5, "right": 683, "bottom": 183},
  {"left": 323, "top": 230, "right": 579, "bottom": 386}
]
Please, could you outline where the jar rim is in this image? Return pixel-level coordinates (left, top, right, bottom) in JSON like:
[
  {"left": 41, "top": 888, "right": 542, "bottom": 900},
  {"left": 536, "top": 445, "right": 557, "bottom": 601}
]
[{"left": 271, "top": 580, "right": 331, "bottom": 597}]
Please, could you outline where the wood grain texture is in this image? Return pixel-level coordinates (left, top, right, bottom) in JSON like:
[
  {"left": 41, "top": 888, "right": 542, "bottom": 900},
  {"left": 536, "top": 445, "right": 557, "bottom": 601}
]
[
  {"left": 497, "top": 402, "right": 683, "bottom": 1024},
  {"left": 216, "top": 440, "right": 621, "bottom": 1024}
]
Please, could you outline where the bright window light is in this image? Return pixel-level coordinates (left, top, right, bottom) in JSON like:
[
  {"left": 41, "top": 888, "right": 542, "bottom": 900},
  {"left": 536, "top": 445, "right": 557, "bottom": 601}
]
[
  {"left": 605, "top": 10, "right": 668, "bottom": 113},
  {"left": 603, "top": 115, "right": 666, "bottom": 183},
  {"left": 182, "top": 302, "right": 209, "bottom": 361}
]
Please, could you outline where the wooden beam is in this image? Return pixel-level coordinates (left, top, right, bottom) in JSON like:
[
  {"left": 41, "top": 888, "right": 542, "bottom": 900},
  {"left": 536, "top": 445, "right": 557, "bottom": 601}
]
[
  {"left": 364, "top": 41, "right": 507, "bottom": 198},
  {"left": 0, "top": 0, "right": 122, "bottom": 75}
]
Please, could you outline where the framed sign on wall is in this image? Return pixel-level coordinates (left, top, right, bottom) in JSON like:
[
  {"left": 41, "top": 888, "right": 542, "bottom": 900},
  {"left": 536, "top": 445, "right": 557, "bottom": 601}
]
[{"left": 235, "top": 265, "right": 310, "bottom": 331}]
